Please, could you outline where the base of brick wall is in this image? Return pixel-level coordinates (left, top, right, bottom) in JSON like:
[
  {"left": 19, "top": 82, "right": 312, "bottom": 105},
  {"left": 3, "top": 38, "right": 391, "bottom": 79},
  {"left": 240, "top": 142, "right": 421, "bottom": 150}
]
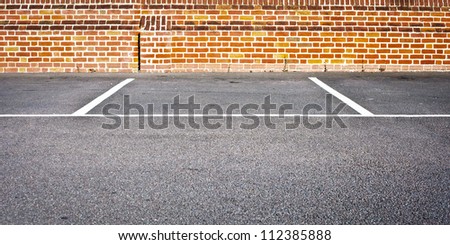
[
  {"left": 3, "top": 65, "right": 448, "bottom": 73},
  {"left": 165, "top": 64, "right": 450, "bottom": 73}
]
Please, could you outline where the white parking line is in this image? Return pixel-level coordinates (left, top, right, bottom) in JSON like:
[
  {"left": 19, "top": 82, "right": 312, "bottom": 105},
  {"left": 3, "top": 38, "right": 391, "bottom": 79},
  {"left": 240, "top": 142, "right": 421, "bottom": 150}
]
[
  {"left": 72, "top": 78, "right": 135, "bottom": 116},
  {"left": 0, "top": 114, "right": 449, "bottom": 118},
  {"left": 309, "top": 77, "right": 374, "bottom": 116}
]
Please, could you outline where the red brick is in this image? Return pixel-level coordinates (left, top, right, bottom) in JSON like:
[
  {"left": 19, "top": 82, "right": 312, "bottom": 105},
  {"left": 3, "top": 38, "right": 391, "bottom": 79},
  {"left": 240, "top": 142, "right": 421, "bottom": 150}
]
[{"left": 2, "top": 3, "right": 449, "bottom": 73}]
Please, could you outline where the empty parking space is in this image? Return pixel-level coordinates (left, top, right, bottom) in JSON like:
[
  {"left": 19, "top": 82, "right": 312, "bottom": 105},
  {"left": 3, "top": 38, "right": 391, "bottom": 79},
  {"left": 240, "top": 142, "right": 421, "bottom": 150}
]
[
  {"left": 317, "top": 73, "right": 450, "bottom": 115},
  {"left": 87, "top": 73, "right": 359, "bottom": 115},
  {"left": 0, "top": 74, "right": 134, "bottom": 115}
]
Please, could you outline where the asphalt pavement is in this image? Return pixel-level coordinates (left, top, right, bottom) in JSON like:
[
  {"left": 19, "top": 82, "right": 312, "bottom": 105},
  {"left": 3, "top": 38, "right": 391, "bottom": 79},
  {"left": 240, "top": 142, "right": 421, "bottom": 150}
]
[{"left": 0, "top": 72, "right": 449, "bottom": 224}]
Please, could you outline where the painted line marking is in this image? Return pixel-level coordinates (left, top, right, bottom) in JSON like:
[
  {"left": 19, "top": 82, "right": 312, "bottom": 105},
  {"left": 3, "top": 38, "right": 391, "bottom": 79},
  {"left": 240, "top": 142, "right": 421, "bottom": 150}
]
[
  {"left": 309, "top": 77, "right": 374, "bottom": 116},
  {"left": 72, "top": 78, "right": 135, "bottom": 116},
  {"left": 0, "top": 114, "right": 449, "bottom": 118}
]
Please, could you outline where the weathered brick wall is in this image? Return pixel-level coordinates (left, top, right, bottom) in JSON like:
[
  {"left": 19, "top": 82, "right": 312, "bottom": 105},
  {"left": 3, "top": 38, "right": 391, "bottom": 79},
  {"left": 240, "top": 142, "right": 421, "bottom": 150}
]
[
  {"left": 1, "top": 0, "right": 449, "bottom": 72},
  {"left": 0, "top": 0, "right": 140, "bottom": 72}
]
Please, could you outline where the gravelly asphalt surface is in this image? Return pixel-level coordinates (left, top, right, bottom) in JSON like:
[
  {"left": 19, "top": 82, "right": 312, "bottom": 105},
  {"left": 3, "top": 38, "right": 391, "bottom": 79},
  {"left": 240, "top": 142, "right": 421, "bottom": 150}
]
[{"left": 0, "top": 73, "right": 449, "bottom": 225}]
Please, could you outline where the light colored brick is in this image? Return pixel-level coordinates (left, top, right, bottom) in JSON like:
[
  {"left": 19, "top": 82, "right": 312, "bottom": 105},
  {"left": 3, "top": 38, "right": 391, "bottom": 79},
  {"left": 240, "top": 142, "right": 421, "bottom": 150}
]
[
  {"left": 230, "top": 53, "right": 244, "bottom": 59},
  {"left": 297, "top": 11, "right": 311, "bottom": 16},
  {"left": 6, "top": 47, "right": 19, "bottom": 52},
  {"left": 252, "top": 32, "right": 266, "bottom": 37},
  {"left": 194, "top": 15, "right": 208, "bottom": 20},
  {"left": 240, "top": 16, "right": 254, "bottom": 21},
  {"left": 308, "top": 59, "right": 323, "bottom": 64}
]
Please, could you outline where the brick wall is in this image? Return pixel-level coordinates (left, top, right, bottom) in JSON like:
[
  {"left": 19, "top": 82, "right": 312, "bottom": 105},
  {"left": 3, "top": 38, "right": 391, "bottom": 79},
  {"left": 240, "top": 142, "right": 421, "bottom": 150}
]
[
  {"left": 0, "top": 0, "right": 140, "bottom": 72},
  {"left": 1, "top": 0, "right": 449, "bottom": 73}
]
